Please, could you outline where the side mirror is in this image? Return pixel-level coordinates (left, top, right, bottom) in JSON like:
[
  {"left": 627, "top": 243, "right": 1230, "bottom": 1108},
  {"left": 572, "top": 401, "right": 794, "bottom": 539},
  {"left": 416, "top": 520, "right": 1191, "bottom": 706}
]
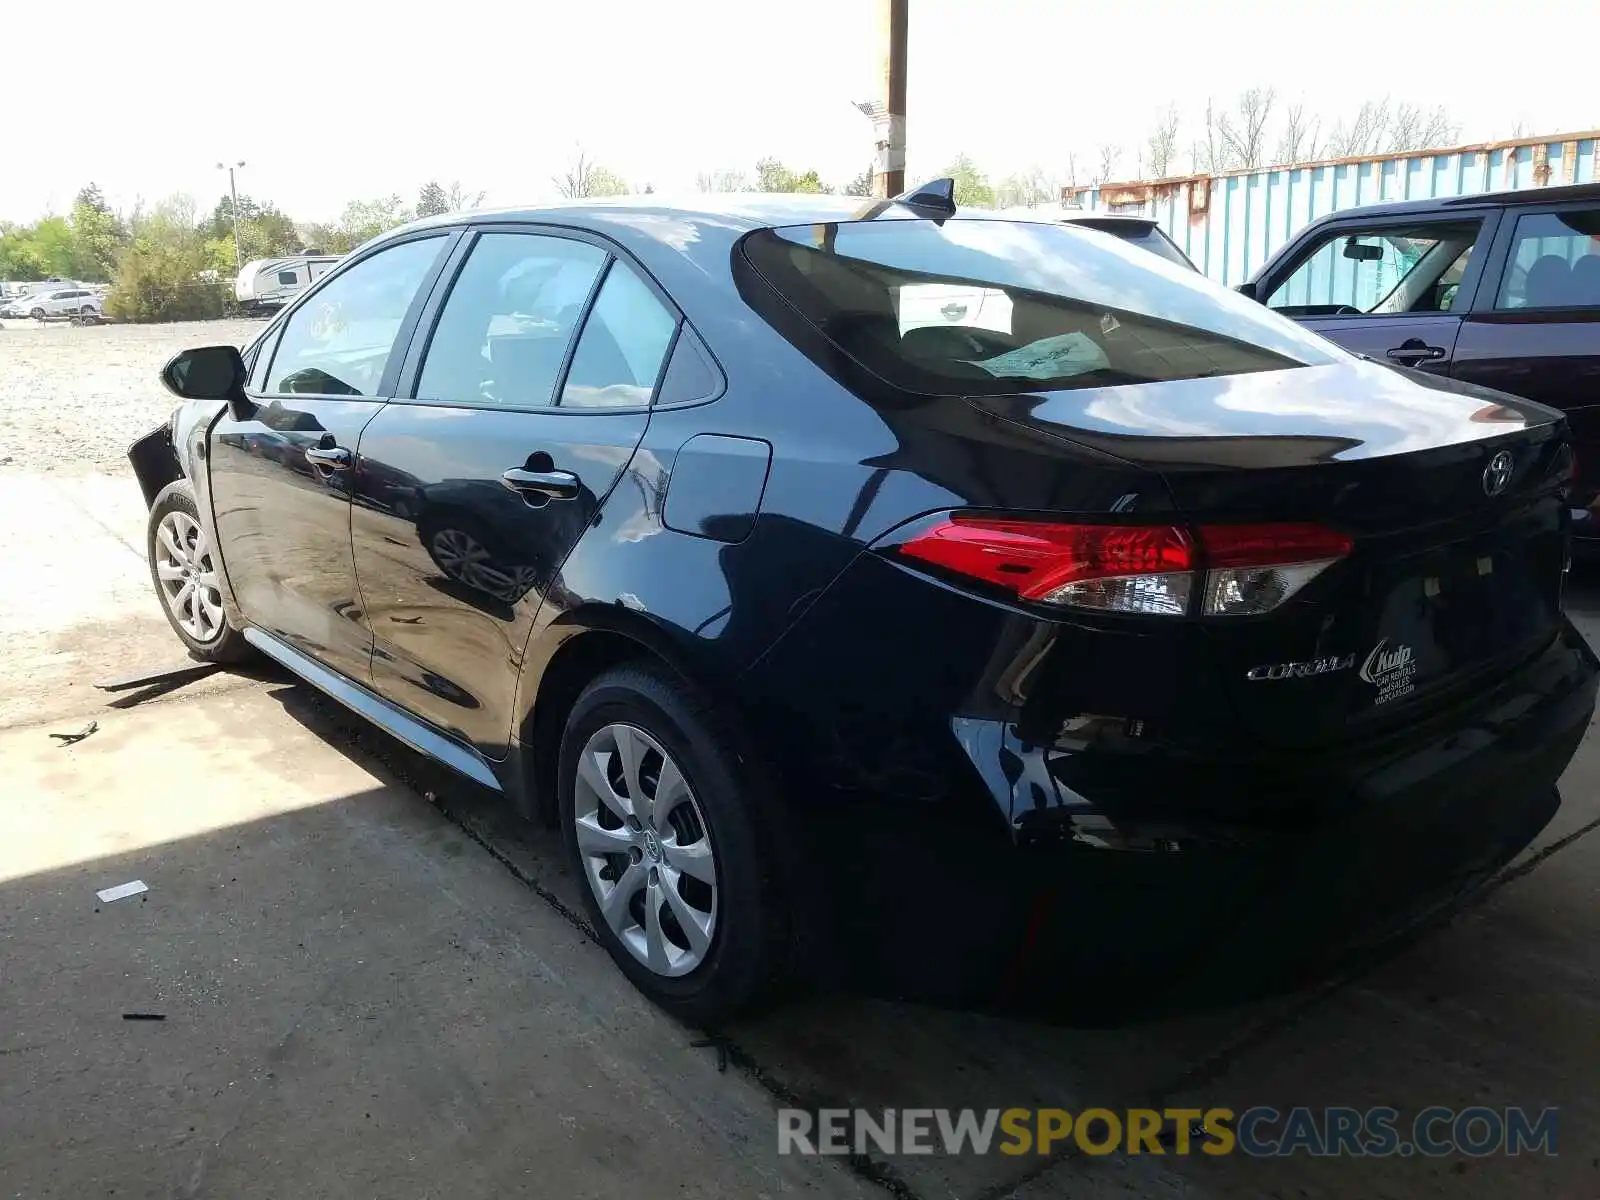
[
  {"left": 160, "top": 345, "right": 254, "bottom": 420},
  {"left": 1235, "top": 281, "right": 1258, "bottom": 301}
]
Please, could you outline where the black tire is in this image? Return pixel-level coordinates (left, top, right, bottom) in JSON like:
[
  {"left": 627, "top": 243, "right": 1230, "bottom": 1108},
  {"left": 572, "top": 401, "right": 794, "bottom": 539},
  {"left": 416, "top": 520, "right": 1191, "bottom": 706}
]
[
  {"left": 147, "top": 481, "right": 255, "bottom": 664},
  {"left": 559, "top": 663, "right": 792, "bottom": 1024},
  {"left": 29, "top": 308, "right": 44, "bottom": 321}
]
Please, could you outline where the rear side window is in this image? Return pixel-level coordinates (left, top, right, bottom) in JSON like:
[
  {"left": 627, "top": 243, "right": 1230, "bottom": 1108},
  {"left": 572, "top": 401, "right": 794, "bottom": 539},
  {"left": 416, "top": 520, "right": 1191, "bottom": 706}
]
[
  {"left": 266, "top": 236, "right": 445, "bottom": 396},
  {"left": 417, "top": 232, "right": 607, "bottom": 409},
  {"left": 277, "top": 270, "right": 298, "bottom": 285},
  {"left": 560, "top": 260, "right": 678, "bottom": 408},
  {"left": 1495, "top": 210, "right": 1600, "bottom": 309},
  {"left": 743, "top": 219, "right": 1334, "bottom": 396}
]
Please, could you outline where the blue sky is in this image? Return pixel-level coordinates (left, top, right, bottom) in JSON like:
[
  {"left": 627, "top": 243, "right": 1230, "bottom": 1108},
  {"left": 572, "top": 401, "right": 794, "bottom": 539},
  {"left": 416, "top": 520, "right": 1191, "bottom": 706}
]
[{"left": 5, "top": 0, "right": 1595, "bottom": 221}]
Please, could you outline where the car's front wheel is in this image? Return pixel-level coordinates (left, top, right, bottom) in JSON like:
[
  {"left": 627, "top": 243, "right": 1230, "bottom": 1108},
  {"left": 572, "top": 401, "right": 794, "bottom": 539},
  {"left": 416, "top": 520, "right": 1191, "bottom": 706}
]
[
  {"left": 29, "top": 308, "right": 44, "bottom": 320},
  {"left": 147, "top": 481, "right": 253, "bottom": 663},
  {"left": 559, "top": 664, "right": 792, "bottom": 1023}
]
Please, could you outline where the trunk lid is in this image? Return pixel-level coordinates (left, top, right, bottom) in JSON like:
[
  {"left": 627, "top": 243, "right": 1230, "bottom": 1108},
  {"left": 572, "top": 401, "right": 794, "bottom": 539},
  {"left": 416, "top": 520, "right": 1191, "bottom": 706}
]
[{"left": 972, "top": 361, "right": 1573, "bottom": 748}]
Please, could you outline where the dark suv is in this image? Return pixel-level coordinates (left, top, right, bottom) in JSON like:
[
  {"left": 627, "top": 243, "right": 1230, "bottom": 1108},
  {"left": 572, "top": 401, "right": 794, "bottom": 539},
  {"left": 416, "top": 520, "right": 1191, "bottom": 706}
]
[
  {"left": 131, "top": 192, "right": 1595, "bottom": 1021},
  {"left": 1245, "top": 182, "right": 1600, "bottom": 540}
]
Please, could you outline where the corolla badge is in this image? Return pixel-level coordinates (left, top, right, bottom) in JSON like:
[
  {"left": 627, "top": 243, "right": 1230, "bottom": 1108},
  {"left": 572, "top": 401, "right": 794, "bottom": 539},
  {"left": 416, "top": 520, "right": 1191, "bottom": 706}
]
[
  {"left": 1245, "top": 654, "right": 1354, "bottom": 681},
  {"left": 1482, "top": 449, "right": 1514, "bottom": 497},
  {"left": 1360, "top": 638, "right": 1417, "bottom": 705}
]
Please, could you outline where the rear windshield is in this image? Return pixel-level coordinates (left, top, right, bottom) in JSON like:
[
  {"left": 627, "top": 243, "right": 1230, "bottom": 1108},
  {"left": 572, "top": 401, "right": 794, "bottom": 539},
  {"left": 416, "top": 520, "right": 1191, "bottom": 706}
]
[
  {"left": 1068, "top": 220, "right": 1196, "bottom": 271},
  {"left": 743, "top": 219, "right": 1339, "bottom": 395}
]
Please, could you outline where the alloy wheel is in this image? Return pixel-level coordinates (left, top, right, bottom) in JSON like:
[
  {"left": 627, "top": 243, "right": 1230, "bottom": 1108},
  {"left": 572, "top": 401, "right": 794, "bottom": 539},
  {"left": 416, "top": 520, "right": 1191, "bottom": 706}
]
[
  {"left": 154, "top": 510, "right": 225, "bottom": 643},
  {"left": 573, "top": 723, "right": 718, "bottom": 977}
]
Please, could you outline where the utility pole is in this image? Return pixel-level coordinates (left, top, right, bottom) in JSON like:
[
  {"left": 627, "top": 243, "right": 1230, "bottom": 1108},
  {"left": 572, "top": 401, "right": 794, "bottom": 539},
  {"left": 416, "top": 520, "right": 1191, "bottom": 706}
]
[
  {"left": 216, "top": 160, "right": 246, "bottom": 268},
  {"left": 872, "top": 0, "right": 908, "bottom": 198}
]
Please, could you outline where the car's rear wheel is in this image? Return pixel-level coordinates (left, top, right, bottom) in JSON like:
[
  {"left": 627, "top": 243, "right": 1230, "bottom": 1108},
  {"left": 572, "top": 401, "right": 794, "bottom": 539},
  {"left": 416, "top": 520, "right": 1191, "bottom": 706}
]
[
  {"left": 29, "top": 307, "right": 44, "bottom": 320},
  {"left": 559, "top": 664, "right": 791, "bottom": 1023},
  {"left": 147, "top": 481, "right": 253, "bottom": 663}
]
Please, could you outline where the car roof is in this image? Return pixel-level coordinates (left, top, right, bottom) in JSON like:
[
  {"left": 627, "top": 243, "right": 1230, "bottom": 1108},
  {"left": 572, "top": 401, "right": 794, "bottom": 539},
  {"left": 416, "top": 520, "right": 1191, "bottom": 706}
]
[
  {"left": 1300, "top": 180, "right": 1600, "bottom": 224},
  {"left": 363, "top": 193, "right": 1120, "bottom": 307}
]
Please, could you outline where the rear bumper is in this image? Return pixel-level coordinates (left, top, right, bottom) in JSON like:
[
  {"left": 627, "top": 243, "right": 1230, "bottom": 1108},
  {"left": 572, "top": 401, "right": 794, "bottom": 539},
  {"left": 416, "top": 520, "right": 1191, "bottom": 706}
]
[
  {"left": 971, "top": 622, "right": 1593, "bottom": 1008},
  {"left": 757, "top": 549, "right": 1596, "bottom": 1008}
]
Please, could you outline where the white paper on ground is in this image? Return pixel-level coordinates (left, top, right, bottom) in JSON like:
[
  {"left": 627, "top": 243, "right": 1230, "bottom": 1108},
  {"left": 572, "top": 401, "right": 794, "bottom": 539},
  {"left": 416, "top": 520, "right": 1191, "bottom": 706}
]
[{"left": 96, "top": 880, "right": 148, "bottom": 903}]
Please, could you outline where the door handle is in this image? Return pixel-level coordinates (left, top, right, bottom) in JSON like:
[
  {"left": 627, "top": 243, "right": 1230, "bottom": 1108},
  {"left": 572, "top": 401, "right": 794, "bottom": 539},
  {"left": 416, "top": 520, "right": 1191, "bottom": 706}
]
[
  {"left": 501, "top": 467, "right": 581, "bottom": 500},
  {"left": 1386, "top": 341, "right": 1446, "bottom": 364},
  {"left": 304, "top": 445, "right": 352, "bottom": 469}
]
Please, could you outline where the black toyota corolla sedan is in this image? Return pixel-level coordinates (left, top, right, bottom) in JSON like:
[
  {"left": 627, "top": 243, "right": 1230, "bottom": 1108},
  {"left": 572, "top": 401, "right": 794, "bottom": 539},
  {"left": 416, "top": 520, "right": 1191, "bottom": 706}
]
[{"left": 130, "top": 185, "right": 1597, "bottom": 1021}]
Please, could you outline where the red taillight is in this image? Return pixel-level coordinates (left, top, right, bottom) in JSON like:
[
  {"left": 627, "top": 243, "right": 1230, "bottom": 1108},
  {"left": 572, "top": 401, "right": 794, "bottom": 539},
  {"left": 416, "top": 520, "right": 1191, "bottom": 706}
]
[
  {"left": 894, "top": 516, "right": 1351, "bottom": 617},
  {"left": 1198, "top": 523, "right": 1354, "bottom": 567}
]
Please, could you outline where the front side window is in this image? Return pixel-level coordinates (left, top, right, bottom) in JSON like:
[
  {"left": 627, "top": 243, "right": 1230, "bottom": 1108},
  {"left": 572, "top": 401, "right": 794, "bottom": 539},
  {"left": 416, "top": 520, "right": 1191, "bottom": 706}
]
[
  {"left": 1266, "top": 221, "right": 1482, "bottom": 317},
  {"left": 560, "top": 261, "right": 678, "bottom": 408},
  {"left": 266, "top": 236, "right": 445, "bottom": 396},
  {"left": 417, "top": 232, "right": 607, "bottom": 408},
  {"left": 744, "top": 218, "right": 1335, "bottom": 396},
  {"left": 1495, "top": 210, "right": 1600, "bottom": 309}
]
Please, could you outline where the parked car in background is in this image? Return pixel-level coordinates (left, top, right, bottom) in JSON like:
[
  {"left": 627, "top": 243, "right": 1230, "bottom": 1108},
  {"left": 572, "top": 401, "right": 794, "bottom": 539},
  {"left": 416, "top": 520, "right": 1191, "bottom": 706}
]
[
  {"left": 1244, "top": 182, "right": 1600, "bottom": 541},
  {"left": 235, "top": 255, "right": 342, "bottom": 315},
  {"left": 18, "top": 287, "right": 103, "bottom": 319},
  {"left": 130, "top": 187, "right": 1595, "bottom": 1021}
]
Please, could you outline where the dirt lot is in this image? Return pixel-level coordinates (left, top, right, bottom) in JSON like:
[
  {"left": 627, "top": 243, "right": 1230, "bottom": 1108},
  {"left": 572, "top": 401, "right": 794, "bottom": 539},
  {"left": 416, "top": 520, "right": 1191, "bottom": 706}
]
[{"left": 4, "top": 319, "right": 1600, "bottom": 1198}]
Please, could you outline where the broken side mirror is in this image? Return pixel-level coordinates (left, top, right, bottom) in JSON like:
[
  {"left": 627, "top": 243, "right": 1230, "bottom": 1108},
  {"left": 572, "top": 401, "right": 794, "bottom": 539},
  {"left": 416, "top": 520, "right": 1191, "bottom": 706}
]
[{"left": 160, "top": 345, "right": 254, "bottom": 421}]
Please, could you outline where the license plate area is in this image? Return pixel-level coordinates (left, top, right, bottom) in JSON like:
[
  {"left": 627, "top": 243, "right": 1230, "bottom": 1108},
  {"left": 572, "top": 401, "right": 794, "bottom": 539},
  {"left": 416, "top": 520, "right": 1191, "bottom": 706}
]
[{"left": 1355, "top": 526, "right": 1562, "bottom": 715}]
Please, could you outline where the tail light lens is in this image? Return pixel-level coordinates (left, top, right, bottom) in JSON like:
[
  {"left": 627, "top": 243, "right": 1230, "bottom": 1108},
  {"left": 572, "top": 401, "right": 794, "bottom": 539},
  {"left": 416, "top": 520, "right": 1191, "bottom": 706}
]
[{"left": 894, "top": 516, "right": 1351, "bottom": 617}]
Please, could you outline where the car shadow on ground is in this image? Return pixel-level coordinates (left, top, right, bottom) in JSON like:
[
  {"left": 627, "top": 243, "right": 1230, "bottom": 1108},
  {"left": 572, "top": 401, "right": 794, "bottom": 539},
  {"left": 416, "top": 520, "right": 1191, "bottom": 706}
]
[{"left": 243, "top": 667, "right": 1600, "bottom": 1198}]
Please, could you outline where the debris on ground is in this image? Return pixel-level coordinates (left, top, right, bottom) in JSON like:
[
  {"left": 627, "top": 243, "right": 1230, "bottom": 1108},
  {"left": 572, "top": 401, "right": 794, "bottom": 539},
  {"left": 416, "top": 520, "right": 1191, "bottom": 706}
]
[
  {"left": 121, "top": 1013, "right": 166, "bottom": 1021},
  {"left": 49, "top": 720, "right": 98, "bottom": 746},
  {"left": 96, "top": 880, "right": 148, "bottom": 904}
]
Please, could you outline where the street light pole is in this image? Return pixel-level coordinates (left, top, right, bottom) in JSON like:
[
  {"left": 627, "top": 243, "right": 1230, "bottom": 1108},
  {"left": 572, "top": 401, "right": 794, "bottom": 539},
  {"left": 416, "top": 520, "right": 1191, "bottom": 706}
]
[{"left": 216, "top": 160, "right": 246, "bottom": 269}]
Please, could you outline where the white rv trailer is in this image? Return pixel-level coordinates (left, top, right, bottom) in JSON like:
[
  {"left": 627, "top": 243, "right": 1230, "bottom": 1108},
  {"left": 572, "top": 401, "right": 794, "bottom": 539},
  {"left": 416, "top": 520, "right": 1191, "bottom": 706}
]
[{"left": 234, "top": 255, "right": 341, "bottom": 313}]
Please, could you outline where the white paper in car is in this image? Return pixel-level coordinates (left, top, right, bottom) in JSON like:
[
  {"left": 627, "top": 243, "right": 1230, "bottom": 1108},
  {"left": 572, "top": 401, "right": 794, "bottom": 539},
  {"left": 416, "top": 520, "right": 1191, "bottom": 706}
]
[{"left": 963, "top": 332, "right": 1109, "bottom": 380}]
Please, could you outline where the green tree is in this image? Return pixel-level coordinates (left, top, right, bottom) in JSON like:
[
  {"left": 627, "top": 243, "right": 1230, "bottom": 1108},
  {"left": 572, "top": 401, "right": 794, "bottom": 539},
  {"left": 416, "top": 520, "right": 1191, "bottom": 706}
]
[
  {"left": 416, "top": 181, "right": 451, "bottom": 218},
  {"left": 945, "top": 154, "right": 995, "bottom": 208},
  {"left": 106, "top": 196, "right": 226, "bottom": 323},
  {"left": 995, "top": 168, "right": 1055, "bottom": 210},
  {"left": 418, "top": 180, "right": 487, "bottom": 217},
  {"left": 842, "top": 165, "right": 875, "bottom": 197},
  {"left": 696, "top": 168, "right": 750, "bottom": 193},
  {"left": 754, "top": 158, "right": 833, "bottom": 194},
  {"left": 28, "top": 217, "right": 77, "bottom": 276},
  {"left": 326, "top": 195, "right": 412, "bottom": 252},
  {"left": 553, "top": 149, "right": 629, "bottom": 199}
]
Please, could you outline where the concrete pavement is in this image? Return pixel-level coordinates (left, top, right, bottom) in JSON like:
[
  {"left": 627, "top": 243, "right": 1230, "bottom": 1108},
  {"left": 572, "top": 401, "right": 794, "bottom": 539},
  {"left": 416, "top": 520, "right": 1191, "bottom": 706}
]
[{"left": 5, "top": 466, "right": 1600, "bottom": 1199}]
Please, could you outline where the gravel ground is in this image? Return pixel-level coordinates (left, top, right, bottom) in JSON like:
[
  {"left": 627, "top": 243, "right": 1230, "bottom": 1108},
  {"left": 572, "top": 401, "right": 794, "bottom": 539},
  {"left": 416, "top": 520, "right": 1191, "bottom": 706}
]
[{"left": 0, "top": 318, "right": 267, "bottom": 473}]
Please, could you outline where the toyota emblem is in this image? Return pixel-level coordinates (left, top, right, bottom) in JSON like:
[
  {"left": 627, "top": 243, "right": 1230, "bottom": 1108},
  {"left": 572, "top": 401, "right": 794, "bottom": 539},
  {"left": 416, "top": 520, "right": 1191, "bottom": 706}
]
[{"left": 1483, "top": 450, "right": 1514, "bottom": 497}]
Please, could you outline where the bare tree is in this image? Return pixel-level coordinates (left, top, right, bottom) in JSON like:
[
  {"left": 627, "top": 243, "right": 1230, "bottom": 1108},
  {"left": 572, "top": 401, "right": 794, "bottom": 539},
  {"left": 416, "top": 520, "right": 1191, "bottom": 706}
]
[
  {"left": 1192, "top": 98, "right": 1224, "bottom": 173},
  {"left": 1217, "top": 87, "right": 1276, "bottom": 169},
  {"left": 1147, "top": 105, "right": 1180, "bottom": 177},
  {"left": 1094, "top": 143, "right": 1122, "bottom": 185},
  {"left": 696, "top": 168, "right": 750, "bottom": 193},
  {"left": 552, "top": 147, "right": 627, "bottom": 199},
  {"left": 1275, "top": 103, "right": 1323, "bottom": 165},
  {"left": 446, "top": 182, "right": 486, "bottom": 210},
  {"left": 996, "top": 167, "right": 1057, "bottom": 209},
  {"left": 1062, "top": 152, "right": 1079, "bottom": 190},
  {"left": 1325, "top": 99, "right": 1390, "bottom": 157},
  {"left": 1389, "top": 103, "right": 1458, "bottom": 152}
]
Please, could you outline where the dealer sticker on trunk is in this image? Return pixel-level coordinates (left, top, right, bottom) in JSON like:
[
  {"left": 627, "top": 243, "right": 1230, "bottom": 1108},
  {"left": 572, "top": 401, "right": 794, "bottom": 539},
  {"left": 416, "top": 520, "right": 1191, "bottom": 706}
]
[{"left": 1360, "top": 639, "right": 1417, "bottom": 706}]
